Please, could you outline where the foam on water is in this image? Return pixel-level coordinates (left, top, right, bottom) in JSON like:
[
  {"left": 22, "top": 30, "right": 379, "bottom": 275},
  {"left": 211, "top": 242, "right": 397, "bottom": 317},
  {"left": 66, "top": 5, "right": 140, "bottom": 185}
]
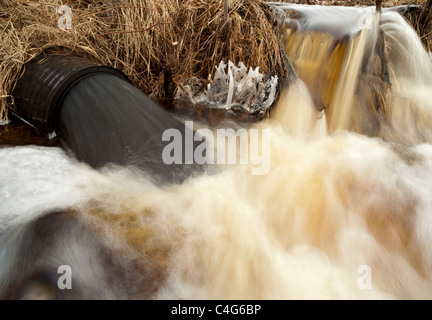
[{"left": 3, "top": 119, "right": 432, "bottom": 299}]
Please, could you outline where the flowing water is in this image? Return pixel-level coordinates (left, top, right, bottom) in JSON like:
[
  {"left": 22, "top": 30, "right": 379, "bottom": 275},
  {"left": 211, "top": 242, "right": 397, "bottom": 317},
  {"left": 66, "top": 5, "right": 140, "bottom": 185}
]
[{"left": 2, "top": 6, "right": 432, "bottom": 299}]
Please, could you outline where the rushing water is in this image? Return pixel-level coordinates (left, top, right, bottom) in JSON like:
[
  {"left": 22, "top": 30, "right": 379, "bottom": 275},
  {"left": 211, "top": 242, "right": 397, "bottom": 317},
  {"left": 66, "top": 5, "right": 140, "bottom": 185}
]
[{"left": 2, "top": 7, "right": 432, "bottom": 299}]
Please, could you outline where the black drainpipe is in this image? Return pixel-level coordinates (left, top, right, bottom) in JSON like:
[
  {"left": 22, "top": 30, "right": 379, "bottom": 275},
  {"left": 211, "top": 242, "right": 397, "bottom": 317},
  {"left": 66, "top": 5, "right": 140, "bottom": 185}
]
[
  {"left": 12, "top": 53, "right": 205, "bottom": 184},
  {"left": 12, "top": 53, "right": 130, "bottom": 138}
]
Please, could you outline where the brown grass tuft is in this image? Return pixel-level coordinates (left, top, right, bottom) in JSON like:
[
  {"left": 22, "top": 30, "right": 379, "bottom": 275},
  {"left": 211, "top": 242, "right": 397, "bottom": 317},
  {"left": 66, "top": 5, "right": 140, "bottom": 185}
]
[
  {"left": 0, "top": 0, "right": 289, "bottom": 122},
  {"left": 404, "top": 0, "right": 432, "bottom": 52}
]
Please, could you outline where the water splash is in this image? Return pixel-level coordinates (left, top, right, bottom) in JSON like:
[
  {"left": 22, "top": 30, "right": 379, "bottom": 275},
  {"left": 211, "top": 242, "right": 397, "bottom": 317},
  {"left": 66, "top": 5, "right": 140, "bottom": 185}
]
[{"left": 380, "top": 12, "right": 432, "bottom": 144}]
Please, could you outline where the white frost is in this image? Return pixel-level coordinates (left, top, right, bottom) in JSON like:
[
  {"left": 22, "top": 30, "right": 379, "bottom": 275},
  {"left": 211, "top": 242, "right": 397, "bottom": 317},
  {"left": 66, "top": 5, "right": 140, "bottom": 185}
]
[{"left": 176, "top": 60, "right": 278, "bottom": 115}]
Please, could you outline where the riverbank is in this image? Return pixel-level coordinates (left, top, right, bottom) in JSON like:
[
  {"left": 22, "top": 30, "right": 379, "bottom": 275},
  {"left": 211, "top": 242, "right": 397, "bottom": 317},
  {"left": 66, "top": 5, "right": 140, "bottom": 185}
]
[{"left": 0, "top": 0, "right": 430, "bottom": 124}]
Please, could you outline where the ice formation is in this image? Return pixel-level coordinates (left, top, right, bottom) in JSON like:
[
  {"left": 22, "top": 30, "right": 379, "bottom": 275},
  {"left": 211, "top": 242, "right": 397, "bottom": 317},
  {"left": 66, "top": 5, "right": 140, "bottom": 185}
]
[{"left": 176, "top": 61, "right": 278, "bottom": 115}]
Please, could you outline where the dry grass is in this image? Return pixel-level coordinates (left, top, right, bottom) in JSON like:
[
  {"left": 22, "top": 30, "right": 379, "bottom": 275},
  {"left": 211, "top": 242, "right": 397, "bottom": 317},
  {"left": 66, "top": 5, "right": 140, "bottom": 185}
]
[
  {"left": 0, "top": 0, "right": 289, "bottom": 122},
  {"left": 404, "top": 0, "right": 432, "bottom": 51},
  {"left": 1, "top": 0, "right": 431, "bottom": 123}
]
